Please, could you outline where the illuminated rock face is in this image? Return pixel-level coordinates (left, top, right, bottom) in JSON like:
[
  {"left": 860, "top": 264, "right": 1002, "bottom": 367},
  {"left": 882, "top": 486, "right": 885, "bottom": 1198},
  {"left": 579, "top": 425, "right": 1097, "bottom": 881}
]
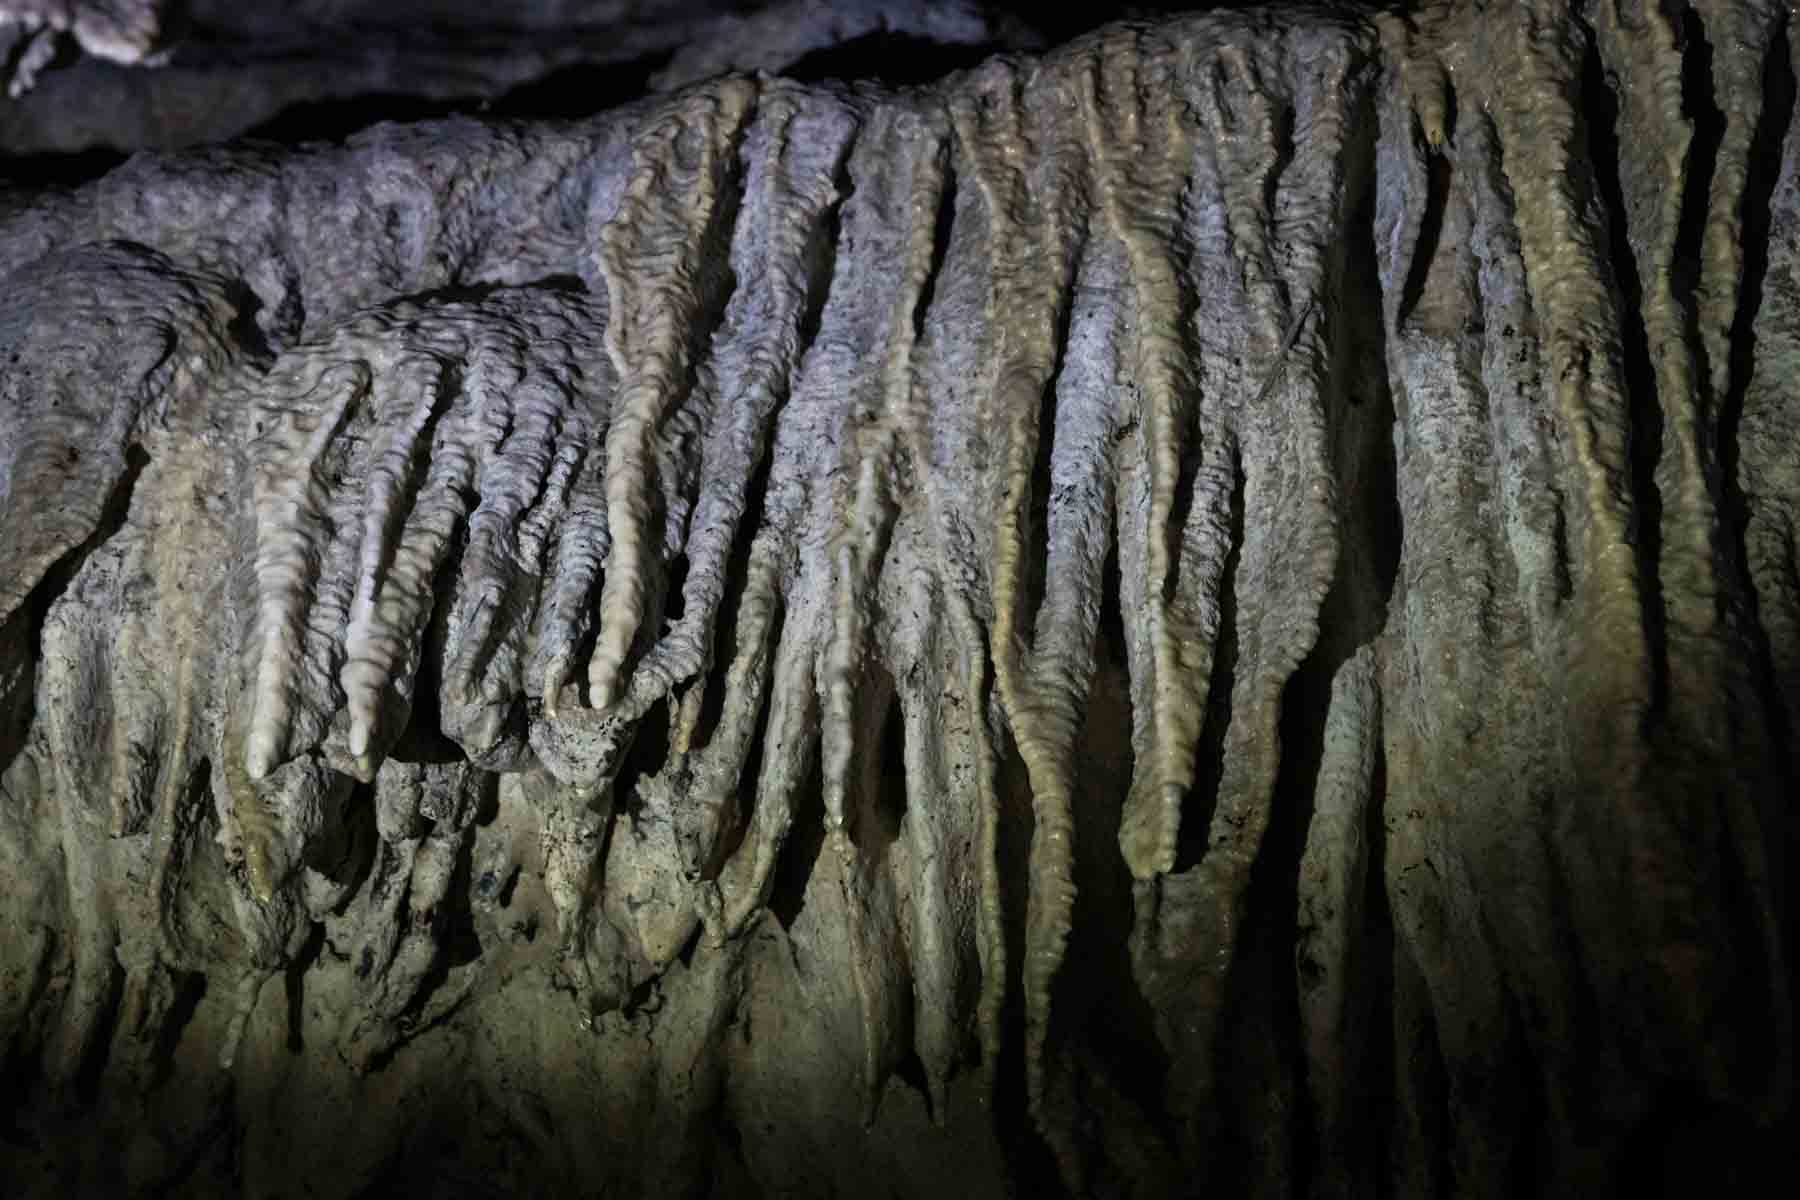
[{"left": 0, "top": 2, "right": 1795, "bottom": 1195}]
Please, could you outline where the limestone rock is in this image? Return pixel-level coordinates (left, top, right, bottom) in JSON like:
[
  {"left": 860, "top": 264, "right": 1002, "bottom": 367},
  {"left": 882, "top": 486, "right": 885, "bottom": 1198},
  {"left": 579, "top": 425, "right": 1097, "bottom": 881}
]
[{"left": 0, "top": 3, "right": 1793, "bottom": 1196}]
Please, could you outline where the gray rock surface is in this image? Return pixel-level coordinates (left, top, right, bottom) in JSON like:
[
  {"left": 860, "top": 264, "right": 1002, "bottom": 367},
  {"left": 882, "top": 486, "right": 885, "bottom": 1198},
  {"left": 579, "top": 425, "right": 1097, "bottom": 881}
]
[{"left": 0, "top": 1, "right": 1795, "bottom": 1196}]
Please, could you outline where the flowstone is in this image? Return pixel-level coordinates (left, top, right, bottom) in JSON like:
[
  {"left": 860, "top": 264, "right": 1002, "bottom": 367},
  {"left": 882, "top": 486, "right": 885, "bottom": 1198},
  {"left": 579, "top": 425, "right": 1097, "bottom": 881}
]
[{"left": 1, "top": 2, "right": 1795, "bottom": 1195}]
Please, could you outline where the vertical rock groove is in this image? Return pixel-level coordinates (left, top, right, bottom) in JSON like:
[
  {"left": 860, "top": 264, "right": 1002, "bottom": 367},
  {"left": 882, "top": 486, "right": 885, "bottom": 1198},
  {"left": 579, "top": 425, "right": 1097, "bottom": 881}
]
[{"left": 0, "top": 5, "right": 1794, "bottom": 1197}]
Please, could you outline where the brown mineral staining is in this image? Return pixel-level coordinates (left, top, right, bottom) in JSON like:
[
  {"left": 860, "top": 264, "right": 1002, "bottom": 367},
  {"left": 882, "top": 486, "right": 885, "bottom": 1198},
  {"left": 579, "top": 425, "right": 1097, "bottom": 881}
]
[{"left": 0, "top": 3, "right": 1794, "bottom": 1196}]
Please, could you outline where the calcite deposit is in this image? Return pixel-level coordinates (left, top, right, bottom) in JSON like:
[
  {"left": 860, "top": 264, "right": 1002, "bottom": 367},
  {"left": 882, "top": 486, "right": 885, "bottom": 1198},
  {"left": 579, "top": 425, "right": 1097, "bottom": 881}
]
[{"left": 0, "top": 1, "right": 1793, "bottom": 1195}]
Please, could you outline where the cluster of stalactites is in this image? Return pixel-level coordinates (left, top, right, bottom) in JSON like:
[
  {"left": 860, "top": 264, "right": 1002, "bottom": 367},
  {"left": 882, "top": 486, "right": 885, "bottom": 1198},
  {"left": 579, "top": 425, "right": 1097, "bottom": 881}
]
[{"left": 0, "top": 1, "right": 1793, "bottom": 1192}]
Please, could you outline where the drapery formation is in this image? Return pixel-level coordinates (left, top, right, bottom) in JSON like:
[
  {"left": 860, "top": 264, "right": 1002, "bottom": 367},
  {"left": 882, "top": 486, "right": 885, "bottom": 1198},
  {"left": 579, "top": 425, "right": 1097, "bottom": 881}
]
[{"left": 1, "top": 2, "right": 1794, "bottom": 1195}]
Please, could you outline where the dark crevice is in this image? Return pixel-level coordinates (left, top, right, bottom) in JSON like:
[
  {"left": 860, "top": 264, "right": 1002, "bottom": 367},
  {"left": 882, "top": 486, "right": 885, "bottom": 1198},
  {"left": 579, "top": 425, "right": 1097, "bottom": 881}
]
[
  {"left": 1216, "top": 846, "right": 1305, "bottom": 1195},
  {"left": 1161, "top": 436, "right": 1206, "bottom": 606},
  {"left": 991, "top": 733, "right": 1053, "bottom": 1197},
  {"left": 1673, "top": 7, "right": 1723, "bottom": 384},
  {"left": 1263, "top": 99, "right": 1297, "bottom": 229},
  {"left": 1582, "top": 24, "right": 1669, "bottom": 718},
  {"left": 1021, "top": 254, "right": 1079, "bottom": 633},
  {"left": 687, "top": 429, "right": 777, "bottom": 762},
  {"left": 868, "top": 687, "right": 908, "bottom": 858},
  {"left": 1063, "top": 643, "right": 1174, "bottom": 1166},
  {"left": 70, "top": 959, "right": 125, "bottom": 1104},
  {"left": 1508, "top": 1019, "right": 1549, "bottom": 1197},
  {"left": 1251, "top": 541, "right": 1350, "bottom": 1199},
  {"left": 1396, "top": 151, "right": 1451, "bottom": 330},
  {"left": 281, "top": 926, "right": 322, "bottom": 1054},
  {"left": 1163, "top": 166, "right": 1210, "bottom": 606},
  {"left": 659, "top": 555, "right": 689, "bottom": 627},
  {"left": 765, "top": 741, "right": 824, "bottom": 932},
  {"left": 328, "top": 778, "right": 381, "bottom": 917},
  {"left": 6, "top": 440, "right": 151, "bottom": 772},
  {"left": 673, "top": 922, "right": 703, "bottom": 969},
  {"left": 797, "top": 135, "right": 854, "bottom": 362},
  {"left": 396, "top": 823, "right": 485, "bottom": 1039},
  {"left": 1620, "top": 1085, "right": 1777, "bottom": 1195},
  {"left": 363, "top": 837, "right": 410, "bottom": 911},
  {"left": 827, "top": 644, "right": 900, "bottom": 854},
  {"left": 631, "top": 482, "right": 674, "bottom": 687},
  {"left": 621, "top": 970, "right": 660, "bottom": 1018},
  {"left": 388, "top": 520, "right": 477, "bottom": 766},
  {"left": 1720, "top": 17, "right": 1797, "bottom": 866},
  {"left": 486, "top": 50, "right": 676, "bottom": 121},
  {"left": 706, "top": 1104, "right": 766, "bottom": 1200},
  {"left": 1357, "top": 738, "right": 1396, "bottom": 1194},
  {"left": 1708, "top": 788, "right": 1784, "bottom": 1111},
  {"left": 393, "top": 277, "right": 583, "bottom": 310},
  {"left": 0, "top": 147, "right": 128, "bottom": 190},
  {"left": 1262, "top": 89, "right": 1394, "bottom": 1185},
  {"left": 235, "top": 49, "right": 676, "bottom": 148},
  {"left": 1349, "top": 125, "right": 1405, "bottom": 627},
  {"left": 692, "top": 595, "right": 777, "bottom": 885},
  {"left": 1173, "top": 444, "right": 1242, "bottom": 874},
  {"left": 222, "top": 279, "right": 277, "bottom": 367},
  {"left": 30, "top": 441, "right": 151, "bottom": 623},
  {"left": 911, "top": 150, "right": 959, "bottom": 344},
  {"left": 892, "top": 1046, "right": 934, "bottom": 1117},
  {"left": 614, "top": 699, "right": 672, "bottom": 823},
  {"left": 147, "top": 970, "right": 210, "bottom": 1086},
  {"left": 0, "top": 21, "right": 71, "bottom": 84},
  {"left": 0, "top": 607, "right": 31, "bottom": 773},
  {"left": 1098, "top": 539, "right": 1130, "bottom": 673},
  {"left": 242, "top": 94, "right": 487, "bottom": 149},
  {"left": 783, "top": 33, "right": 1009, "bottom": 90}
]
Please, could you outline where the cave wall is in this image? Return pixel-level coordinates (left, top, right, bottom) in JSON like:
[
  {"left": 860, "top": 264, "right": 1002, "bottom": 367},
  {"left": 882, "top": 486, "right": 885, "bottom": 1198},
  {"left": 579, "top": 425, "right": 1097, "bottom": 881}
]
[{"left": 0, "top": 1, "right": 1796, "bottom": 1196}]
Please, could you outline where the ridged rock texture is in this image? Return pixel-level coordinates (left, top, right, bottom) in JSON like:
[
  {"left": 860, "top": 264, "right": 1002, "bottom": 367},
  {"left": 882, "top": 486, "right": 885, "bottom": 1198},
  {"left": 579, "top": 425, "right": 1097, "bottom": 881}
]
[{"left": 1, "top": 2, "right": 1796, "bottom": 1196}]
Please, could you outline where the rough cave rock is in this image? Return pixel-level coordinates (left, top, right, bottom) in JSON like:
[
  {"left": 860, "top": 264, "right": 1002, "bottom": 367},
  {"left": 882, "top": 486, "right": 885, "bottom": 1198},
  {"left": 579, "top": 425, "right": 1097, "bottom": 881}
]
[{"left": 0, "top": 1, "right": 1796, "bottom": 1196}]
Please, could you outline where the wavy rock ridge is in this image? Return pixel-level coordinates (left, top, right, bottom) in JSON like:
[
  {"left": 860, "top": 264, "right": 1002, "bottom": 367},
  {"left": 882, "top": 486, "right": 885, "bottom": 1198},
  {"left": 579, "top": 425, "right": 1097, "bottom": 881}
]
[{"left": 1, "top": 2, "right": 1795, "bottom": 1195}]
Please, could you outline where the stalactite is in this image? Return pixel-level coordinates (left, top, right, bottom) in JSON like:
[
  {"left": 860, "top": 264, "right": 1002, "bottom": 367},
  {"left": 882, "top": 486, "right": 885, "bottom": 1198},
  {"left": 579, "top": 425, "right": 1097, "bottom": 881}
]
[
  {"left": 586, "top": 79, "right": 755, "bottom": 713},
  {"left": 961, "top": 51, "right": 1091, "bottom": 1158}
]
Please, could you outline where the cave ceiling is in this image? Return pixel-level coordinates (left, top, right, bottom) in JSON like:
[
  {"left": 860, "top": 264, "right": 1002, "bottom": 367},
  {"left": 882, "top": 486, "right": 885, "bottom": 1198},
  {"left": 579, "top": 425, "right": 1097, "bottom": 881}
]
[{"left": 0, "top": 1, "right": 1795, "bottom": 1198}]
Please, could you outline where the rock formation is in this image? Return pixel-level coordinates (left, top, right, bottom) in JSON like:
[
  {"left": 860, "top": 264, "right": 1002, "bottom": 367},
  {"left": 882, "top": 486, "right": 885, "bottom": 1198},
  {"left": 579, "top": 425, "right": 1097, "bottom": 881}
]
[{"left": 0, "top": 1, "right": 1794, "bottom": 1196}]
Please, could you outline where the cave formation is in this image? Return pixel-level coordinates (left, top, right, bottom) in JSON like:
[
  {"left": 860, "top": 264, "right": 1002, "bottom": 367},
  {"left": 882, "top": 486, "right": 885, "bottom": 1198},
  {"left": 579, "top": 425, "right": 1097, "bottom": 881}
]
[{"left": 0, "top": 1, "right": 1796, "bottom": 1196}]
